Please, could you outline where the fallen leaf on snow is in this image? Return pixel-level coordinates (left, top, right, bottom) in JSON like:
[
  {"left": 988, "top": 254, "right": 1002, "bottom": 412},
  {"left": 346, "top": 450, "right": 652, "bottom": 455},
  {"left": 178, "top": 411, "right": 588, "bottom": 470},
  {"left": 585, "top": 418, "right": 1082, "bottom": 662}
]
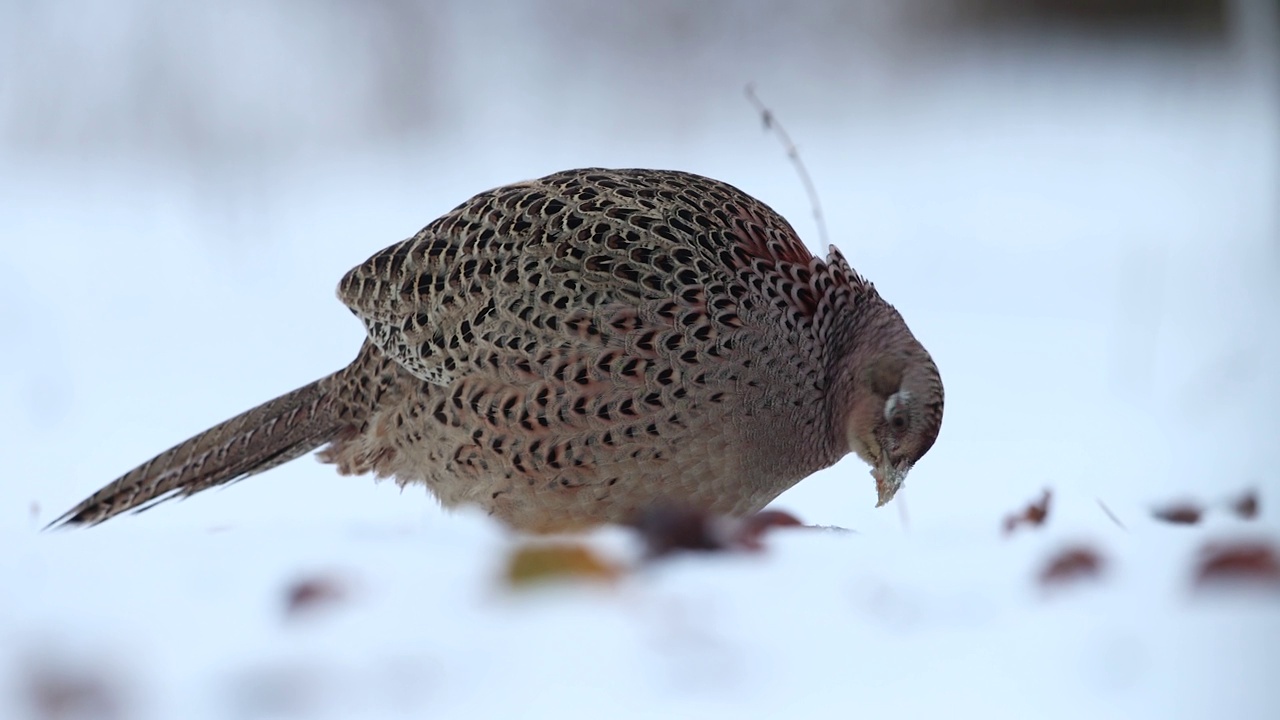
[
  {"left": 736, "top": 510, "right": 805, "bottom": 550},
  {"left": 1152, "top": 501, "right": 1203, "bottom": 525},
  {"left": 284, "top": 574, "right": 350, "bottom": 618},
  {"left": 627, "top": 503, "right": 804, "bottom": 558},
  {"left": 1003, "top": 489, "right": 1051, "bottom": 536},
  {"left": 1229, "top": 489, "right": 1259, "bottom": 520},
  {"left": 1038, "top": 545, "right": 1106, "bottom": 588},
  {"left": 19, "top": 653, "right": 130, "bottom": 720},
  {"left": 1193, "top": 540, "right": 1280, "bottom": 591},
  {"left": 504, "top": 543, "right": 622, "bottom": 588}
]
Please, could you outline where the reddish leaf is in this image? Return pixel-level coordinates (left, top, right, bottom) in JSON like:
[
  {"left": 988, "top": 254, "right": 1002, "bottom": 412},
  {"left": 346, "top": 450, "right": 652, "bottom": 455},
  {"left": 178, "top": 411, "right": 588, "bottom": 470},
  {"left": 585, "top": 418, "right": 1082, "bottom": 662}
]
[
  {"left": 284, "top": 574, "right": 348, "bottom": 617},
  {"left": 629, "top": 503, "right": 727, "bottom": 557},
  {"left": 1193, "top": 540, "right": 1280, "bottom": 589},
  {"left": 735, "top": 509, "right": 804, "bottom": 550},
  {"left": 1152, "top": 502, "right": 1203, "bottom": 525},
  {"left": 1039, "top": 545, "right": 1105, "bottom": 588},
  {"left": 627, "top": 503, "right": 802, "bottom": 558},
  {"left": 1003, "top": 489, "right": 1052, "bottom": 536}
]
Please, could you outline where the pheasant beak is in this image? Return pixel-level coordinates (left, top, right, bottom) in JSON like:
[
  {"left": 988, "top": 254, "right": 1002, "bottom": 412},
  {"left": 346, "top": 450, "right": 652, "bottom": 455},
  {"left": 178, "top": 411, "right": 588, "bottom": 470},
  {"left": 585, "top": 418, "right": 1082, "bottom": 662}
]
[{"left": 872, "top": 459, "right": 910, "bottom": 507}]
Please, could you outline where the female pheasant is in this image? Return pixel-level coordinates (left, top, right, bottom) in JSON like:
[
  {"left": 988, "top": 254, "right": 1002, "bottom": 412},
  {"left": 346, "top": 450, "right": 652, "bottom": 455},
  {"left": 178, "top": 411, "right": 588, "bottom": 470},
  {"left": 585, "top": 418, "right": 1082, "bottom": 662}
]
[{"left": 51, "top": 168, "right": 943, "bottom": 532}]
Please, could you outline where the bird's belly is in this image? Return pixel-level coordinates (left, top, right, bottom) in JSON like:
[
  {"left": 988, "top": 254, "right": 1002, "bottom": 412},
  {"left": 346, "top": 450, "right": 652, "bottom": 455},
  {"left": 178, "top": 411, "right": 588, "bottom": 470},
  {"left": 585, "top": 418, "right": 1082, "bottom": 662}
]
[
  {"left": 325, "top": 377, "right": 798, "bottom": 533},
  {"left": 393, "top": 416, "right": 782, "bottom": 533}
]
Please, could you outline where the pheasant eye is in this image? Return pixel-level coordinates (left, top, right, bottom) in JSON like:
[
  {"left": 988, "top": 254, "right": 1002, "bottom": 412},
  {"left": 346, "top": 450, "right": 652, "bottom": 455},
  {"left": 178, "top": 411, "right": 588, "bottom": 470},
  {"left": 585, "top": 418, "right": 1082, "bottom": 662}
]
[{"left": 890, "top": 414, "right": 908, "bottom": 431}]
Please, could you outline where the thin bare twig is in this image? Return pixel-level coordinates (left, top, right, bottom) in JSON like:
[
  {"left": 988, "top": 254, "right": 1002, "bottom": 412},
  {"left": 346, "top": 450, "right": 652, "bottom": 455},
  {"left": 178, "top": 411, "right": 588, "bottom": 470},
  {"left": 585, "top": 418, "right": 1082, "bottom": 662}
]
[
  {"left": 1096, "top": 498, "right": 1128, "bottom": 532},
  {"left": 744, "top": 84, "right": 830, "bottom": 248}
]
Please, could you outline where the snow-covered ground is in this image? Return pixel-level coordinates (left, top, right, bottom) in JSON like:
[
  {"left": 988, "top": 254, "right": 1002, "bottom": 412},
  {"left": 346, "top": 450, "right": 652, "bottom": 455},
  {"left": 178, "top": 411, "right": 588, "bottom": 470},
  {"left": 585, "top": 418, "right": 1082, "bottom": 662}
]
[{"left": 2, "top": 2, "right": 1279, "bottom": 718}]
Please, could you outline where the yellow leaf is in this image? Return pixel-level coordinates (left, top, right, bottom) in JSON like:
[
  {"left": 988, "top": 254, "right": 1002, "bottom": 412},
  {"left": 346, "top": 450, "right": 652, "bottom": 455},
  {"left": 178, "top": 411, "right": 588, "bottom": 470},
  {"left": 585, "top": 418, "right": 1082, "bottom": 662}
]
[{"left": 504, "top": 543, "right": 622, "bottom": 588}]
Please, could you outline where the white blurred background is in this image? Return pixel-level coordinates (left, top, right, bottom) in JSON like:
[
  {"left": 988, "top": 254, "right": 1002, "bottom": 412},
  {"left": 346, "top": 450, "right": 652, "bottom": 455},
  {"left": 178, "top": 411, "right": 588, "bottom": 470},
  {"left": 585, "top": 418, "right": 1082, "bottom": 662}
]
[{"left": 2, "top": 0, "right": 1277, "bottom": 533}]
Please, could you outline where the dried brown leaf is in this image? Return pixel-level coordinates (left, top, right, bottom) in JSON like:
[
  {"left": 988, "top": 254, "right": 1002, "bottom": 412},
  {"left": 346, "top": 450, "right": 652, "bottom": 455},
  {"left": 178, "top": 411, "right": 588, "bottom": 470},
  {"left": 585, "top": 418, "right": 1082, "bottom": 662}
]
[
  {"left": 1039, "top": 545, "right": 1106, "bottom": 588},
  {"left": 504, "top": 543, "right": 622, "bottom": 588},
  {"left": 1230, "top": 489, "right": 1259, "bottom": 520},
  {"left": 1003, "top": 489, "right": 1052, "bottom": 536},
  {"left": 1152, "top": 502, "right": 1203, "bottom": 525},
  {"left": 1193, "top": 540, "right": 1280, "bottom": 590}
]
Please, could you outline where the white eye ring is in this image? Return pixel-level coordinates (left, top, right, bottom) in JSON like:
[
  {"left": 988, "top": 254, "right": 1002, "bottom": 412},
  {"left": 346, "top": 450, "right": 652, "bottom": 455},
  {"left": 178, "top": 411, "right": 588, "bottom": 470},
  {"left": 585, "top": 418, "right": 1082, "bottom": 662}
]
[{"left": 884, "top": 390, "right": 911, "bottom": 421}]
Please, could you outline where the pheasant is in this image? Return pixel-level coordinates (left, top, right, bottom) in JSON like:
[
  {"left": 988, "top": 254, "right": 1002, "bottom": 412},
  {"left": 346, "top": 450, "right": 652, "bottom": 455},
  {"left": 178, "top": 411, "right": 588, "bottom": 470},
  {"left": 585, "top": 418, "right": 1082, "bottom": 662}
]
[{"left": 50, "top": 168, "right": 943, "bottom": 532}]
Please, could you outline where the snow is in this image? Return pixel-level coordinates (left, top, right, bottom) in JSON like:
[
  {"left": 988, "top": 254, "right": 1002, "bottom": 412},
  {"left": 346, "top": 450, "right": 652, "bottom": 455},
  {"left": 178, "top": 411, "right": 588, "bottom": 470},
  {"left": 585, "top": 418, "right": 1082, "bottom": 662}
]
[
  {"left": 2, "top": 2, "right": 1279, "bottom": 718},
  {"left": 5, "top": 515, "right": 1278, "bottom": 718}
]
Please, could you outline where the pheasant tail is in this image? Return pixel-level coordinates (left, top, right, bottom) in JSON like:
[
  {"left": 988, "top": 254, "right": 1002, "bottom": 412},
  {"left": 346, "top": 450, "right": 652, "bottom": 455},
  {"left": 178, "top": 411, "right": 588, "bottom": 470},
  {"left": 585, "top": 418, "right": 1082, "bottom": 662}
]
[{"left": 47, "top": 373, "right": 343, "bottom": 528}]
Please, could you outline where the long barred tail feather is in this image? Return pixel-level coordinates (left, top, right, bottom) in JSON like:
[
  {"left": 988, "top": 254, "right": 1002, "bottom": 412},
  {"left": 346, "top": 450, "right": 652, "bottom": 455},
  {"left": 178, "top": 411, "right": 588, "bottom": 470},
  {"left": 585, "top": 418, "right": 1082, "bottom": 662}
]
[{"left": 47, "top": 374, "right": 341, "bottom": 529}]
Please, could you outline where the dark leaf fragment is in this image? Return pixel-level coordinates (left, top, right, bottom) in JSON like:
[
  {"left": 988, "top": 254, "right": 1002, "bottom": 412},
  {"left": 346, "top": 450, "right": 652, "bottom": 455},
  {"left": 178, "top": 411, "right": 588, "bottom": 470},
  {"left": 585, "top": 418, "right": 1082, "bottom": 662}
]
[
  {"left": 1038, "top": 545, "right": 1106, "bottom": 588},
  {"left": 1003, "top": 489, "right": 1052, "bottom": 536},
  {"left": 284, "top": 574, "right": 349, "bottom": 618},
  {"left": 1229, "top": 489, "right": 1259, "bottom": 520},
  {"left": 1193, "top": 540, "right": 1280, "bottom": 590},
  {"left": 627, "top": 502, "right": 803, "bottom": 558},
  {"left": 1152, "top": 502, "right": 1203, "bottom": 525}
]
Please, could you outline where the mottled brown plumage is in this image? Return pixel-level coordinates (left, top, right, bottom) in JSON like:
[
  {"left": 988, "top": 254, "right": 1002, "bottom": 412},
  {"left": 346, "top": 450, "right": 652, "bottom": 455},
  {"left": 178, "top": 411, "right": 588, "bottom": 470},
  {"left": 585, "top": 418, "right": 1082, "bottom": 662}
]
[{"left": 50, "top": 168, "right": 943, "bottom": 532}]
